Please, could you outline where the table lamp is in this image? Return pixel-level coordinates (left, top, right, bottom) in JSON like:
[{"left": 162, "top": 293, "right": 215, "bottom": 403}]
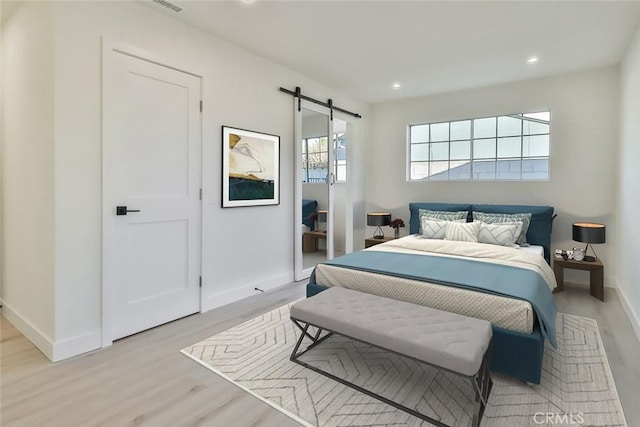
[
  {"left": 572, "top": 222, "right": 605, "bottom": 262},
  {"left": 367, "top": 212, "right": 391, "bottom": 239}
]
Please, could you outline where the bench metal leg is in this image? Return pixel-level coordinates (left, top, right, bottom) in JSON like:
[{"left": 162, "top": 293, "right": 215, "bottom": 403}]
[
  {"left": 471, "top": 342, "right": 493, "bottom": 427},
  {"left": 290, "top": 317, "right": 493, "bottom": 427},
  {"left": 290, "top": 319, "right": 333, "bottom": 361},
  {"left": 290, "top": 318, "right": 451, "bottom": 427}
]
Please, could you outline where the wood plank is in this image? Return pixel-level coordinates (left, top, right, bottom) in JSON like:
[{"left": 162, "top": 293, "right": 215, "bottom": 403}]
[{"left": 2, "top": 281, "right": 638, "bottom": 426}]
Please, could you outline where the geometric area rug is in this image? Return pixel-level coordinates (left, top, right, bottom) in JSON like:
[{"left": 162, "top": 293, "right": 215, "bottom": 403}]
[{"left": 181, "top": 303, "right": 627, "bottom": 427}]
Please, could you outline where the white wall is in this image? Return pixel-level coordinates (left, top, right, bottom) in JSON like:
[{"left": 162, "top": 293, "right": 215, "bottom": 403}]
[
  {"left": 368, "top": 66, "right": 620, "bottom": 286},
  {"left": 0, "top": 1, "right": 56, "bottom": 357},
  {"left": 12, "top": 1, "right": 367, "bottom": 359},
  {"left": 618, "top": 26, "right": 640, "bottom": 339}
]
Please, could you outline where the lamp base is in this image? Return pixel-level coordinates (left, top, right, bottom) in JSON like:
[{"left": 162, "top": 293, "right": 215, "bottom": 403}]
[
  {"left": 372, "top": 226, "right": 385, "bottom": 239},
  {"left": 582, "top": 243, "right": 598, "bottom": 262}
]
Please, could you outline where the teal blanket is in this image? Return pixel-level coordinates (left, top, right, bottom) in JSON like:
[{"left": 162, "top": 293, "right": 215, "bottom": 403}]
[{"left": 316, "top": 250, "right": 557, "bottom": 348}]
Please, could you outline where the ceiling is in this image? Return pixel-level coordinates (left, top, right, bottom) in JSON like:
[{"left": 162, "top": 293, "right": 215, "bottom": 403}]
[{"left": 146, "top": 1, "right": 640, "bottom": 103}]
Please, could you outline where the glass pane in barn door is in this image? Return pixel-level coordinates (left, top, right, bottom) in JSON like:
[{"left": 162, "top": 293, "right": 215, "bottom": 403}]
[{"left": 298, "top": 106, "right": 332, "bottom": 278}]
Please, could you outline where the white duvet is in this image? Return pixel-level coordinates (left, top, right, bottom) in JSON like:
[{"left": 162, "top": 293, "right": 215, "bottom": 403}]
[
  {"left": 314, "top": 236, "right": 557, "bottom": 334},
  {"left": 370, "top": 236, "right": 557, "bottom": 291}
]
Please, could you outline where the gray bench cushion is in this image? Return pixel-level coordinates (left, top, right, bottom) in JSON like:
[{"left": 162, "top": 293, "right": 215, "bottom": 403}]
[{"left": 291, "top": 287, "right": 492, "bottom": 376}]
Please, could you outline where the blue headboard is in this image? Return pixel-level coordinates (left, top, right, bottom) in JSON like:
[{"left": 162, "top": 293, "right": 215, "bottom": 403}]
[
  {"left": 409, "top": 202, "right": 555, "bottom": 263},
  {"left": 302, "top": 199, "right": 318, "bottom": 230}
]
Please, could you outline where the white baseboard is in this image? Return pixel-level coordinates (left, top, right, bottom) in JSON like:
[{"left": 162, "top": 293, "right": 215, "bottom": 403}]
[
  {"left": 51, "top": 330, "right": 102, "bottom": 362},
  {"left": 605, "top": 275, "right": 617, "bottom": 289},
  {"left": 201, "top": 272, "right": 294, "bottom": 312},
  {"left": 1, "top": 299, "right": 102, "bottom": 362},
  {"left": 616, "top": 286, "right": 640, "bottom": 343},
  {"left": 1, "top": 299, "right": 54, "bottom": 361}
]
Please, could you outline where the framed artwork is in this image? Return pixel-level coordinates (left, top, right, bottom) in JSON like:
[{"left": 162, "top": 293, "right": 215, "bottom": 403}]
[{"left": 222, "top": 126, "right": 280, "bottom": 207}]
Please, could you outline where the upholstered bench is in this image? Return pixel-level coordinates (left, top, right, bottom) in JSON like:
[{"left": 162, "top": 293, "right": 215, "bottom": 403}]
[{"left": 290, "top": 287, "right": 493, "bottom": 427}]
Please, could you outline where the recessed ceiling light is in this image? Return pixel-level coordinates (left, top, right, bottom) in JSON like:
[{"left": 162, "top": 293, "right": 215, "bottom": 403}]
[
  {"left": 392, "top": 82, "right": 401, "bottom": 89},
  {"left": 527, "top": 56, "right": 539, "bottom": 64}
]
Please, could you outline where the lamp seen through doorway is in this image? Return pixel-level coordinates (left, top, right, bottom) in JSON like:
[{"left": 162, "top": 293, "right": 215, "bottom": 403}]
[
  {"left": 316, "top": 210, "right": 327, "bottom": 232},
  {"left": 367, "top": 212, "right": 391, "bottom": 239}
]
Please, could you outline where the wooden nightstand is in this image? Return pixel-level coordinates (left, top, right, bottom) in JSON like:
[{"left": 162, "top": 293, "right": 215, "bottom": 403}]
[
  {"left": 553, "top": 257, "right": 604, "bottom": 301},
  {"left": 365, "top": 236, "right": 395, "bottom": 248},
  {"left": 303, "top": 231, "right": 327, "bottom": 252}
]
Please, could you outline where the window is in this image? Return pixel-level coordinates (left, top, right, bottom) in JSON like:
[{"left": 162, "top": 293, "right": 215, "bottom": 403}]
[
  {"left": 302, "top": 136, "right": 328, "bottom": 183},
  {"left": 302, "top": 132, "right": 347, "bottom": 183},
  {"left": 334, "top": 132, "right": 347, "bottom": 182},
  {"left": 408, "top": 111, "right": 550, "bottom": 181}
]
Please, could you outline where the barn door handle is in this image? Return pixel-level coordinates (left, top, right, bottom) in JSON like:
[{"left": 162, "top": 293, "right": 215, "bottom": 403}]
[{"left": 116, "top": 206, "right": 141, "bottom": 216}]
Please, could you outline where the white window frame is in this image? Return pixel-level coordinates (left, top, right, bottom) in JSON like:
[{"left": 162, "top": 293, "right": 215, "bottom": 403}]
[
  {"left": 301, "top": 136, "right": 329, "bottom": 183},
  {"left": 407, "top": 111, "right": 551, "bottom": 182}
]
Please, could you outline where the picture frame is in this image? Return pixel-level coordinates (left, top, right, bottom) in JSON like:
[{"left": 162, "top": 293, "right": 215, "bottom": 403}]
[{"left": 222, "top": 126, "right": 280, "bottom": 208}]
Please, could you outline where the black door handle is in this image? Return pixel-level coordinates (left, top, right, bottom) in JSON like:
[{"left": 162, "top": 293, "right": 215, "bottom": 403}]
[{"left": 116, "top": 206, "right": 141, "bottom": 216}]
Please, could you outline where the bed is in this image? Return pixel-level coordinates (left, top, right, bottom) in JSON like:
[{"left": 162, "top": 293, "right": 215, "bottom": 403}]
[{"left": 307, "top": 202, "right": 557, "bottom": 384}]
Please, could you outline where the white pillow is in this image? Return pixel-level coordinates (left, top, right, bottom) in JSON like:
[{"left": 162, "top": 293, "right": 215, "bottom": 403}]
[
  {"left": 478, "top": 221, "right": 523, "bottom": 247},
  {"left": 445, "top": 221, "right": 480, "bottom": 243},
  {"left": 421, "top": 218, "right": 465, "bottom": 239}
]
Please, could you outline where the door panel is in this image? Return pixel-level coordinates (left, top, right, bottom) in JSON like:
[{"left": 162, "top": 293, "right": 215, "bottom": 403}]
[
  {"left": 104, "top": 50, "right": 201, "bottom": 341},
  {"left": 123, "top": 72, "right": 190, "bottom": 197},
  {"left": 126, "top": 220, "right": 189, "bottom": 302}
]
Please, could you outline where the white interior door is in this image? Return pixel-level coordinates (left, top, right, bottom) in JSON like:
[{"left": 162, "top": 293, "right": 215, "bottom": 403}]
[{"left": 103, "top": 48, "right": 202, "bottom": 342}]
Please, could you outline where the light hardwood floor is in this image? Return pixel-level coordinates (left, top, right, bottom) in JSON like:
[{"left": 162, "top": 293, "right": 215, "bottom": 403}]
[{"left": 2, "top": 281, "right": 639, "bottom": 426}]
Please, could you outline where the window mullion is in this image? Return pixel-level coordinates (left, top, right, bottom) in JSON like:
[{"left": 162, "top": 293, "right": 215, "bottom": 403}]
[
  {"left": 470, "top": 120, "right": 475, "bottom": 180},
  {"left": 447, "top": 122, "right": 451, "bottom": 180},
  {"left": 427, "top": 125, "right": 431, "bottom": 180},
  {"left": 494, "top": 117, "right": 498, "bottom": 179},
  {"left": 520, "top": 115, "right": 524, "bottom": 180},
  {"left": 308, "top": 139, "right": 311, "bottom": 183}
]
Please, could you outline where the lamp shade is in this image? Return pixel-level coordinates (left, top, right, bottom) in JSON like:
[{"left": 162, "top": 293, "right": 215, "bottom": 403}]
[
  {"left": 572, "top": 222, "right": 605, "bottom": 244},
  {"left": 317, "top": 210, "right": 327, "bottom": 222},
  {"left": 367, "top": 212, "right": 391, "bottom": 227}
]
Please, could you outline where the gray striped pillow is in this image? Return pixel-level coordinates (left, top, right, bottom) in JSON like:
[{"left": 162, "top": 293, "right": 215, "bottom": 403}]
[
  {"left": 418, "top": 209, "right": 468, "bottom": 234},
  {"left": 420, "top": 218, "right": 466, "bottom": 239},
  {"left": 445, "top": 221, "right": 480, "bottom": 243},
  {"left": 472, "top": 212, "right": 532, "bottom": 245},
  {"left": 478, "top": 221, "right": 522, "bottom": 247}
]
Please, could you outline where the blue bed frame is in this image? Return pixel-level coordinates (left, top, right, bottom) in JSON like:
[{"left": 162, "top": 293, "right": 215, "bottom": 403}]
[{"left": 306, "top": 202, "right": 555, "bottom": 384}]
